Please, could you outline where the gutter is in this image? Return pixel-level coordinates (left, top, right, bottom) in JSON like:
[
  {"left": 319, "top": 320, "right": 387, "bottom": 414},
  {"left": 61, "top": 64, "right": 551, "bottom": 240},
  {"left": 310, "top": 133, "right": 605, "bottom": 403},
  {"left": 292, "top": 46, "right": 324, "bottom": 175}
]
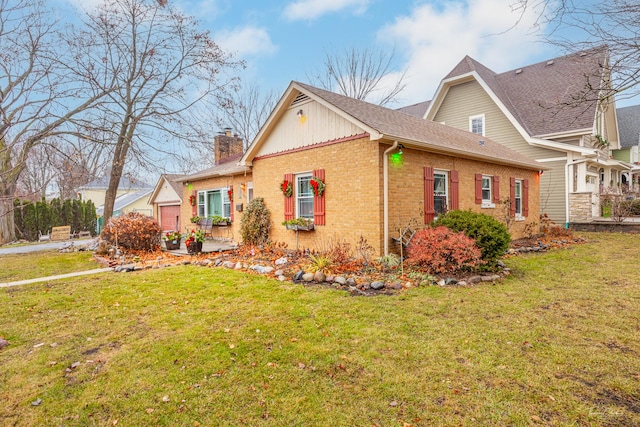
[{"left": 383, "top": 141, "right": 398, "bottom": 255}]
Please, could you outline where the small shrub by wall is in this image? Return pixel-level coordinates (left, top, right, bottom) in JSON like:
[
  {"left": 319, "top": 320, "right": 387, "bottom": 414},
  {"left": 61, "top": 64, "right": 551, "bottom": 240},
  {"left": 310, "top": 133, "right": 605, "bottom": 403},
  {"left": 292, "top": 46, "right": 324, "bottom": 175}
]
[
  {"left": 433, "top": 210, "right": 511, "bottom": 264},
  {"left": 406, "top": 226, "right": 482, "bottom": 274},
  {"left": 240, "top": 198, "right": 271, "bottom": 246}
]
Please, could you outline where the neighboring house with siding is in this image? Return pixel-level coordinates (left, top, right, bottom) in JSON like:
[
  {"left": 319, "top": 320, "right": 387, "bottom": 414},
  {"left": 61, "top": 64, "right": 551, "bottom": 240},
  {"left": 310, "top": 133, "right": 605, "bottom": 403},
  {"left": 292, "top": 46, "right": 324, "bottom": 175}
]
[
  {"left": 240, "top": 81, "right": 544, "bottom": 256},
  {"left": 612, "top": 105, "right": 640, "bottom": 186},
  {"left": 148, "top": 174, "right": 185, "bottom": 232},
  {"left": 421, "top": 47, "right": 628, "bottom": 225}
]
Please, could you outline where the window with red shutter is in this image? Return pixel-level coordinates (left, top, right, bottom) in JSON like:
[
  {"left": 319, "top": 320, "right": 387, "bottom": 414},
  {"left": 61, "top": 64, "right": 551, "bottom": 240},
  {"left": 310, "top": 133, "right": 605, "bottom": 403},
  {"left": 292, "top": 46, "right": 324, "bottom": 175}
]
[
  {"left": 450, "top": 170, "right": 459, "bottom": 210},
  {"left": 313, "top": 169, "right": 325, "bottom": 225},
  {"left": 424, "top": 167, "right": 435, "bottom": 223}
]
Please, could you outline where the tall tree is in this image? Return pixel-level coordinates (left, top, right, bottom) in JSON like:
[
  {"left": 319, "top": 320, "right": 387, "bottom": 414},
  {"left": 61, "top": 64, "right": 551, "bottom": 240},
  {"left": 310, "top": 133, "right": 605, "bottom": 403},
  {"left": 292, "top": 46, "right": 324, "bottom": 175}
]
[
  {"left": 513, "top": 0, "right": 640, "bottom": 102},
  {"left": 71, "top": 0, "right": 241, "bottom": 225},
  {"left": 307, "top": 47, "right": 407, "bottom": 106},
  {"left": 0, "top": 0, "right": 110, "bottom": 243}
]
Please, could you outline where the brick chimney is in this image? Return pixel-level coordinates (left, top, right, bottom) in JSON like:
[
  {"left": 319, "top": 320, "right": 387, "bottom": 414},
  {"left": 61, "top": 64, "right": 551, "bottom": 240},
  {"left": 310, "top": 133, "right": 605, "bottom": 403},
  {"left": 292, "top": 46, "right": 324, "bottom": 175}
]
[{"left": 214, "top": 128, "right": 244, "bottom": 165}]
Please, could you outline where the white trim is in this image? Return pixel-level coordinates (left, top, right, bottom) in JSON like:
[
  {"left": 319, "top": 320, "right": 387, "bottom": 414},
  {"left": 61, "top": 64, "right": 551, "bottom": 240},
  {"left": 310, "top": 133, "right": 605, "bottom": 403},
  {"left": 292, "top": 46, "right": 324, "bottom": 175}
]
[{"left": 535, "top": 156, "right": 569, "bottom": 163}]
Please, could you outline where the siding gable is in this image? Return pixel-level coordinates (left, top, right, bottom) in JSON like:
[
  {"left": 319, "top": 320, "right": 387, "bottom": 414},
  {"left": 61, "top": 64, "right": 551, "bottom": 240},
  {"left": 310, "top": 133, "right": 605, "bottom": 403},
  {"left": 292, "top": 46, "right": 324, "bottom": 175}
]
[{"left": 254, "top": 98, "right": 366, "bottom": 158}]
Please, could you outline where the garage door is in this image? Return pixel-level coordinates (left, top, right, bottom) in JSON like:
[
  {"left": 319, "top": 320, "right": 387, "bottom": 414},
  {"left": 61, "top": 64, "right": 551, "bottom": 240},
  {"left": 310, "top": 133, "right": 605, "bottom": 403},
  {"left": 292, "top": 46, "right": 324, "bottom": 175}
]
[{"left": 160, "top": 205, "right": 181, "bottom": 231}]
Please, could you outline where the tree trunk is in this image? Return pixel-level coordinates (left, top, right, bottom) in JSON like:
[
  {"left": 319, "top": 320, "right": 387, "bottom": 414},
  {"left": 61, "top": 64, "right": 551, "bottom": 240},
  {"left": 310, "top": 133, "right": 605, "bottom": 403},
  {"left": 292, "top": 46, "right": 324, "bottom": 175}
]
[
  {"left": 102, "top": 118, "right": 135, "bottom": 226},
  {"left": 0, "top": 195, "right": 16, "bottom": 244}
]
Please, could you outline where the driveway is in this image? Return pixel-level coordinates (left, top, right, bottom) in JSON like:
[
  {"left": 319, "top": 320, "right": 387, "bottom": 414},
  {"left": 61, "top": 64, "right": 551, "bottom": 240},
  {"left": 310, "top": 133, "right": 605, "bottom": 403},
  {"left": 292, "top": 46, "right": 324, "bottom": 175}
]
[{"left": 0, "top": 240, "right": 91, "bottom": 255}]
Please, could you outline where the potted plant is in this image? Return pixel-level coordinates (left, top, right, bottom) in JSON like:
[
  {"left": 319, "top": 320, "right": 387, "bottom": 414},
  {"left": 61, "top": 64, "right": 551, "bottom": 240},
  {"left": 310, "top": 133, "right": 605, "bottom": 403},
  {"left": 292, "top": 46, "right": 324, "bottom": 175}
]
[
  {"left": 184, "top": 229, "right": 205, "bottom": 254},
  {"left": 163, "top": 231, "right": 182, "bottom": 250},
  {"left": 282, "top": 218, "right": 315, "bottom": 231},
  {"left": 211, "top": 215, "right": 230, "bottom": 226},
  {"left": 190, "top": 215, "right": 202, "bottom": 224}
]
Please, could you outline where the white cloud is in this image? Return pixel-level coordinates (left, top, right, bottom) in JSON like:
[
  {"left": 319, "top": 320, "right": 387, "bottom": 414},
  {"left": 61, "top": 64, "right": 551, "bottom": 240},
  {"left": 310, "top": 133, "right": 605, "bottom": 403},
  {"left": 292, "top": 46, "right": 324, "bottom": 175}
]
[
  {"left": 380, "top": 0, "right": 550, "bottom": 106},
  {"left": 215, "top": 26, "right": 278, "bottom": 58},
  {"left": 283, "top": 0, "right": 369, "bottom": 21}
]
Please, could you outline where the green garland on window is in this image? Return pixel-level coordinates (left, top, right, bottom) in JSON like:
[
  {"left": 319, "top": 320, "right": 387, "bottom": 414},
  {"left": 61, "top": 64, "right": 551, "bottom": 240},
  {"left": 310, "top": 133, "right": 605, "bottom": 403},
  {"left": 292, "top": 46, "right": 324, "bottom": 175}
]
[
  {"left": 280, "top": 179, "right": 293, "bottom": 197},
  {"left": 310, "top": 176, "right": 325, "bottom": 197}
]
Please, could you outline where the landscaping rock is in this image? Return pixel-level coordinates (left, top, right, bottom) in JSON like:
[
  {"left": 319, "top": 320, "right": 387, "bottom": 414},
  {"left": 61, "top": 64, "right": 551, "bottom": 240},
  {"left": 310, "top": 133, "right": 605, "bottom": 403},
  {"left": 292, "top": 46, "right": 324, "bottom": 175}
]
[
  {"left": 457, "top": 281, "right": 467, "bottom": 286},
  {"left": 223, "top": 261, "right": 235, "bottom": 269},
  {"left": 346, "top": 278, "right": 356, "bottom": 286},
  {"left": 302, "top": 273, "right": 315, "bottom": 282},
  {"left": 313, "top": 271, "right": 326, "bottom": 283},
  {"left": 277, "top": 275, "right": 287, "bottom": 282},
  {"left": 275, "top": 256, "right": 288, "bottom": 265},
  {"left": 444, "top": 278, "right": 458, "bottom": 286},
  {"left": 251, "top": 265, "right": 274, "bottom": 274},
  {"left": 0, "top": 338, "right": 8, "bottom": 350},
  {"left": 293, "top": 271, "right": 305, "bottom": 281},
  {"left": 325, "top": 275, "right": 334, "bottom": 283},
  {"left": 274, "top": 269, "right": 284, "bottom": 277},
  {"left": 370, "top": 281, "right": 384, "bottom": 290},
  {"left": 234, "top": 262, "right": 243, "bottom": 270},
  {"left": 334, "top": 276, "right": 347, "bottom": 285}
]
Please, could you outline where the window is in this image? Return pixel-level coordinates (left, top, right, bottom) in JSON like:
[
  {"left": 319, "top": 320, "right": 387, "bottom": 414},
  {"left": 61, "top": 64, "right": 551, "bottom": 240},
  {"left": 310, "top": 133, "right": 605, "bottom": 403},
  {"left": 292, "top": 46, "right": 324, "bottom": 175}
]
[
  {"left": 434, "top": 171, "right": 448, "bottom": 216},
  {"left": 470, "top": 114, "right": 485, "bottom": 136},
  {"left": 482, "top": 175, "right": 492, "bottom": 205},
  {"left": 514, "top": 180, "right": 523, "bottom": 217},
  {"left": 296, "top": 174, "right": 313, "bottom": 219},
  {"left": 197, "top": 188, "right": 231, "bottom": 219},
  {"left": 247, "top": 182, "right": 254, "bottom": 202}
]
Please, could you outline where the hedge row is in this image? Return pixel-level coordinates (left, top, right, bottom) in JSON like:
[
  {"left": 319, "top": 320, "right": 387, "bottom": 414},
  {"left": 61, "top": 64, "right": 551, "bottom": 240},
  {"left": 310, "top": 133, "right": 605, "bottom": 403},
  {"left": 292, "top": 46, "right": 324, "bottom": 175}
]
[{"left": 13, "top": 198, "right": 97, "bottom": 241}]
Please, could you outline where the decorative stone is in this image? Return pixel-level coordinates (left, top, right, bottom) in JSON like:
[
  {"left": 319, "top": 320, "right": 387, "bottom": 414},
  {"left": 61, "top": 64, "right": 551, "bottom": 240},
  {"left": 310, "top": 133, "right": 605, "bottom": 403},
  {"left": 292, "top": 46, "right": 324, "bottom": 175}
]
[
  {"left": 293, "top": 271, "right": 305, "bottom": 281},
  {"left": 437, "top": 279, "right": 446, "bottom": 286},
  {"left": 251, "top": 265, "right": 274, "bottom": 274},
  {"left": 277, "top": 275, "right": 286, "bottom": 282},
  {"left": 325, "top": 275, "right": 334, "bottom": 283},
  {"left": 370, "top": 281, "right": 384, "bottom": 290},
  {"left": 457, "top": 281, "right": 467, "bottom": 286},
  {"left": 334, "top": 276, "right": 347, "bottom": 285},
  {"left": 275, "top": 257, "right": 288, "bottom": 265},
  {"left": 274, "top": 269, "right": 284, "bottom": 277},
  {"left": 468, "top": 276, "right": 482, "bottom": 284},
  {"left": 0, "top": 338, "right": 9, "bottom": 350},
  {"left": 444, "top": 278, "right": 458, "bottom": 286},
  {"left": 313, "top": 271, "right": 326, "bottom": 283},
  {"left": 346, "top": 278, "right": 356, "bottom": 286},
  {"left": 235, "top": 262, "right": 243, "bottom": 270},
  {"left": 223, "top": 261, "right": 235, "bottom": 269},
  {"left": 302, "top": 273, "right": 315, "bottom": 282}
]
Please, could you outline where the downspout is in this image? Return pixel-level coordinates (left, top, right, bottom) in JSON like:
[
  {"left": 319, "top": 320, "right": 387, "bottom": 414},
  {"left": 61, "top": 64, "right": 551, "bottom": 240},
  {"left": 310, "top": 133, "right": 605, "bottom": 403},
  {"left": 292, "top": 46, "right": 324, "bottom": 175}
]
[{"left": 383, "top": 141, "right": 398, "bottom": 255}]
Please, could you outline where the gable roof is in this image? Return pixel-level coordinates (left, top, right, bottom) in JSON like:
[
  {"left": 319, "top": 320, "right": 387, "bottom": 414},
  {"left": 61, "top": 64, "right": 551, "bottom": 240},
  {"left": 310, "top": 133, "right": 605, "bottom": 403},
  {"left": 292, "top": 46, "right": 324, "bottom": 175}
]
[
  {"left": 617, "top": 105, "right": 640, "bottom": 148},
  {"left": 148, "top": 173, "right": 185, "bottom": 205},
  {"left": 428, "top": 47, "right": 609, "bottom": 138},
  {"left": 243, "top": 81, "right": 544, "bottom": 171}
]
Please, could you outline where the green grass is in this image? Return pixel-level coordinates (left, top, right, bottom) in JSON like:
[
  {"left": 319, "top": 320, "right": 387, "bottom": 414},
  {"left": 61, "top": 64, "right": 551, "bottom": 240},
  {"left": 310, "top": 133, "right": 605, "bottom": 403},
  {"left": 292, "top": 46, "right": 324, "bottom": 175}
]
[
  {"left": 0, "top": 251, "right": 99, "bottom": 282},
  {"left": 1, "top": 232, "right": 639, "bottom": 426}
]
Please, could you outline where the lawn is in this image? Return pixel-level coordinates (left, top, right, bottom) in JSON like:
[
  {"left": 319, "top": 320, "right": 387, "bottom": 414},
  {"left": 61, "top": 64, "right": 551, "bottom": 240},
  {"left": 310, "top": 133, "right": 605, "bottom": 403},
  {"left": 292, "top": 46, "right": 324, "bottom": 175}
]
[
  {"left": 0, "top": 232, "right": 639, "bottom": 426},
  {"left": 0, "top": 251, "right": 99, "bottom": 283}
]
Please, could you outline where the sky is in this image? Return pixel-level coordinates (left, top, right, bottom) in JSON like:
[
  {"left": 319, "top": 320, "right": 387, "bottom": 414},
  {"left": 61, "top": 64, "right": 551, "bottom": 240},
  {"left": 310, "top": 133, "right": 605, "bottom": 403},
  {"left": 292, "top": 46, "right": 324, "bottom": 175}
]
[{"left": 58, "top": 0, "right": 580, "bottom": 110}]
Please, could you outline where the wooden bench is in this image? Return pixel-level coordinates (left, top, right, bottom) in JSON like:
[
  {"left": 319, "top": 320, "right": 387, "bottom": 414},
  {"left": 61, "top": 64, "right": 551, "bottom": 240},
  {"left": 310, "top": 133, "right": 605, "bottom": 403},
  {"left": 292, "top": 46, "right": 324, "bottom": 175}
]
[
  {"left": 50, "top": 226, "right": 71, "bottom": 241},
  {"left": 78, "top": 231, "right": 91, "bottom": 239}
]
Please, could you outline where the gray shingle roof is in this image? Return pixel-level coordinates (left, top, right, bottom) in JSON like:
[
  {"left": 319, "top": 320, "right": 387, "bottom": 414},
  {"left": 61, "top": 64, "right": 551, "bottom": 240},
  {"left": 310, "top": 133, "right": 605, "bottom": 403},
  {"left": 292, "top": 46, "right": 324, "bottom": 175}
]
[
  {"left": 396, "top": 100, "right": 431, "bottom": 118},
  {"left": 444, "top": 47, "right": 607, "bottom": 137},
  {"left": 617, "top": 105, "right": 640, "bottom": 148},
  {"left": 295, "top": 82, "right": 542, "bottom": 170},
  {"left": 80, "top": 174, "right": 153, "bottom": 190},
  {"left": 177, "top": 162, "right": 249, "bottom": 182}
]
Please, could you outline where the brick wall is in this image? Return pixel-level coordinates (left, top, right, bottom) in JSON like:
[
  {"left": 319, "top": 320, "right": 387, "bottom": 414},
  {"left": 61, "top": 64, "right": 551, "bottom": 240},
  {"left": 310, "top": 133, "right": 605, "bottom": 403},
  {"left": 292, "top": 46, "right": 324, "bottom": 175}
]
[
  {"left": 388, "top": 146, "right": 541, "bottom": 244},
  {"left": 252, "top": 136, "right": 384, "bottom": 254},
  {"left": 180, "top": 174, "right": 252, "bottom": 241}
]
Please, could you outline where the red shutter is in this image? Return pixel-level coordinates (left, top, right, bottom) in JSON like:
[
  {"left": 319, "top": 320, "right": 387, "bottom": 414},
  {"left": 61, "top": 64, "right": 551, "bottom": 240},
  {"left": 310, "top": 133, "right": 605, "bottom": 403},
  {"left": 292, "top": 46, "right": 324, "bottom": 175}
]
[
  {"left": 191, "top": 190, "right": 197, "bottom": 216},
  {"left": 424, "top": 167, "right": 435, "bottom": 223},
  {"left": 523, "top": 179, "right": 529, "bottom": 217},
  {"left": 284, "top": 173, "right": 294, "bottom": 221},
  {"left": 313, "top": 169, "right": 325, "bottom": 225},
  {"left": 493, "top": 175, "right": 500, "bottom": 203},
  {"left": 475, "top": 173, "right": 482, "bottom": 204},
  {"left": 229, "top": 185, "right": 234, "bottom": 223},
  {"left": 509, "top": 177, "right": 516, "bottom": 217},
  {"left": 450, "top": 170, "right": 459, "bottom": 210}
]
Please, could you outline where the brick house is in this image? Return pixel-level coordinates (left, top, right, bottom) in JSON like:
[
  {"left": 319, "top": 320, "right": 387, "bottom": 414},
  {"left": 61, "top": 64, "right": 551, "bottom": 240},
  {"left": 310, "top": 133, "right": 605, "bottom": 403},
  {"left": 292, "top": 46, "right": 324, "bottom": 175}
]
[
  {"left": 175, "top": 130, "right": 252, "bottom": 241},
  {"left": 239, "top": 81, "right": 545, "bottom": 256}
]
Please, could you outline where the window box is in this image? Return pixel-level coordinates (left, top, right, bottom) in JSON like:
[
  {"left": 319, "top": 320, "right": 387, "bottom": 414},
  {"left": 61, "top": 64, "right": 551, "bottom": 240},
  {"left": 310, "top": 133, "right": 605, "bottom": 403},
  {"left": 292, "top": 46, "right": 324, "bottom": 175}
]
[{"left": 285, "top": 223, "right": 315, "bottom": 231}]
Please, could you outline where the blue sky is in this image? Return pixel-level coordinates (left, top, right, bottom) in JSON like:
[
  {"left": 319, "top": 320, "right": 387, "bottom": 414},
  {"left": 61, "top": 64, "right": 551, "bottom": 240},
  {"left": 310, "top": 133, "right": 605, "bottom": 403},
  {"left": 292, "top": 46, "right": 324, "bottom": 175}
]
[{"left": 60, "top": 0, "right": 636, "bottom": 108}]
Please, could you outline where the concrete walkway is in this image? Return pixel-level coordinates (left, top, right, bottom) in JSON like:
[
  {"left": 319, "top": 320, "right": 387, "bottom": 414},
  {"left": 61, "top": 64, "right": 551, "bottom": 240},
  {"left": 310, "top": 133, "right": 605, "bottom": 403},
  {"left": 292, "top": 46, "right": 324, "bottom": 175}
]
[{"left": 0, "top": 268, "right": 113, "bottom": 288}]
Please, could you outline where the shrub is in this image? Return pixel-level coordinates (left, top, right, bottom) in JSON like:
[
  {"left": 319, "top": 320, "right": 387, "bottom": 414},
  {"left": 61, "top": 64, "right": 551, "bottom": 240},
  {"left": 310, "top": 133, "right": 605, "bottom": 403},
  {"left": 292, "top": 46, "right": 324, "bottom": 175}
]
[
  {"left": 100, "top": 212, "right": 161, "bottom": 251},
  {"left": 627, "top": 198, "right": 640, "bottom": 216},
  {"left": 406, "top": 226, "right": 482, "bottom": 274},
  {"left": 433, "top": 210, "right": 510, "bottom": 263},
  {"left": 240, "top": 198, "right": 271, "bottom": 246}
]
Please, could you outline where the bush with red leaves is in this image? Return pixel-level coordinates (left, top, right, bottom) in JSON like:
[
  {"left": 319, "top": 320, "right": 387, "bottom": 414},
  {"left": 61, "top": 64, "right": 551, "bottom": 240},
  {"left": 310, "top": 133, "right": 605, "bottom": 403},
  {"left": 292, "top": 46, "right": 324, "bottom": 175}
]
[
  {"left": 101, "top": 212, "right": 161, "bottom": 251},
  {"left": 406, "top": 226, "right": 483, "bottom": 274}
]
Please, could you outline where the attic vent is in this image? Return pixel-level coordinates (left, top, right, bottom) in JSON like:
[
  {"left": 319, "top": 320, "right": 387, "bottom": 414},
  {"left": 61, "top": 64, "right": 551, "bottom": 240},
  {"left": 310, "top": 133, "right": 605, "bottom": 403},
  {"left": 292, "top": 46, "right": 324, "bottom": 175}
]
[
  {"left": 291, "top": 93, "right": 310, "bottom": 107},
  {"left": 515, "top": 69, "right": 522, "bottom": 74},
  {"left": 546, "top": 60, "right": 554, "bottom": 66},
  {"left": 478, "top": 140, "right": 485, "bottom": 146}
]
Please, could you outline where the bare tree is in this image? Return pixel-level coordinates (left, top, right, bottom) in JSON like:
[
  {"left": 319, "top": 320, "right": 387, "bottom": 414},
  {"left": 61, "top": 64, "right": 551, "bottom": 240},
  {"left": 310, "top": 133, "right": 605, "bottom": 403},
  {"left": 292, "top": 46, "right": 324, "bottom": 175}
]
[
  {"left": 15, "top": 143, "right": 58, "bottom": 201},
  {"left": 215, "top": 83, "right": 277, "bottom": 149},
  {"left": 0, "top": 0, "right": 110, "bottom": 243},
  {"left": 68, "top": 0, "right": 242, "bottom": 224},
  {"left": 513, "top": 0, "right": 640, "bottom": 102},
  {"left": 307, "top": 47, "right": 407, "bottom": 106}
]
